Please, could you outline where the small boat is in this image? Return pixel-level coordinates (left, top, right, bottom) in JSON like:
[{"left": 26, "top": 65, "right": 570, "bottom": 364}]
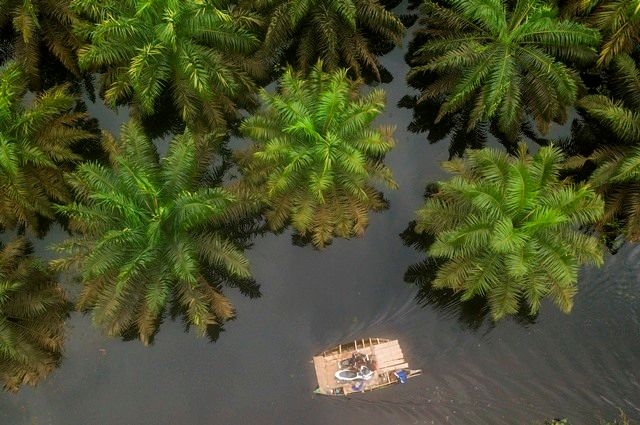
[{"left": 312, "top": 338, "right": 422, "bottom": 396}]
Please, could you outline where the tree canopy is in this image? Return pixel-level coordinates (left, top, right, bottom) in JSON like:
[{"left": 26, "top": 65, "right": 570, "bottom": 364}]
[
  {"left": 592, "top": 0, "right": 640, "bottom": 66},
  {"left": 249, "top": 0, "right": 405, "bottom": 80},
  {"left": 407, "top": 0, "right": 601, "bottom": 137},
  {"left": 414, "top": 145, "right": 604, "bottom": 319},
  {"left": 0, "top": 238, "right": 70, "bottom": 392},
  {"left": 0, "top": 0, "right": 81, "bottom": 88},
  {"left": 53, "top": 120, "right": 253, "bottom": 344},
  {"left": 579, "top": 53, "right": 640, "bottom": 143},
  {"left": 0, "top": 61, "right": 93, "bottom": 233},
  {"left": 72, "top": 0, "right": 263, "bottom": 130},
  {"left": 237, "top": 63, "right": 397, "bottom": 247},
  {"left": 569, "top": 54, "right": 640, "bottom": 241}
]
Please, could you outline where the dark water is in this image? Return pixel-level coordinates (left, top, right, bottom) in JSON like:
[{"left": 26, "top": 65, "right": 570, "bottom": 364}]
[{"left": 2, "top": 3, "right": 640, "bottom": 424}]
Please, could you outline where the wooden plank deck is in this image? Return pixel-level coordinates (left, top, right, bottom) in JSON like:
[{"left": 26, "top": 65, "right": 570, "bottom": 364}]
[{"left": 313, "top": 338, "right": 415, "bottom": 395}]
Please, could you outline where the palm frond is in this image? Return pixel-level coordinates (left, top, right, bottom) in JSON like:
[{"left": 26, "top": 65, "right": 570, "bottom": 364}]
[
  {"left": 238, "top": 63, "right": 396, "bottom": 248},
  {"left": 411, "top": 144, "right": 603, "bottom": 320},
  {"left": 54, "top": 120, "right": 252, "bottom": 343}
]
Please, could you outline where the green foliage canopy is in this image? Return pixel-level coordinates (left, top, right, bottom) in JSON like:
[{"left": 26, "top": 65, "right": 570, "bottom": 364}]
[
  {"left": 0, "top": 61, "right": 92, "bottom": 232},
  {"left": 415, "top": 145, "right": 604, "bottom": 319},
  {"left": 250, "top": 0, "right": 405, "bottom": 79},
  {"left": 408, "top": 0, "right": 601, "bottom": 137},
  {"left": 557, "top": 1, "right": 639, "bottom": 66},
  {"left": 593, "top": 0, "right": 640, "bottom": 66},
  {"left": 0, "top": 238, "right": 69, "bottom": 392},
  {"left": 72, "top": 0, "right": 263, "bottom": 129},
  {"left": 579, "top": 146, "right": 640, "bottom": 242},
  {"left": 238, "top": 63, "right": 397, "bottom": 248},
  {"left": 0, "top": 0, "right": 81, "bottom": 87},
  {"left": 579, "top": 54, "right": 640, "bottom": 143},
  {"left": 571, "top": 55, "right": 640, "bottom": 241},
  {"left": 53, "top": 121, "right": 252, "bottom": 344}
]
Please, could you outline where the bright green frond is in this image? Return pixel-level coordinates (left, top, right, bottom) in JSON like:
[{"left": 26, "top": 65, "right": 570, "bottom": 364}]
[
  {"left": 412, "top": 144, "right": 603, "bottom": 320},
  {"left": 238, "top": 63, "right": 396, "bottom": 248}
]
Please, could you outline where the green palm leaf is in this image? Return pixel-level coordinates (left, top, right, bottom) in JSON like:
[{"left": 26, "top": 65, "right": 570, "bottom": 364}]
[
  {"left": 592, "top": 0, "right": 640, "bottom": 66},
  {"left": 248, "top": 0, "right": 405, "bottom": 80},
  {"left": 237, "top": 62, "right": 396, "bottom": 248},
  {"left": 579, "top": 54, "right": 640, "bottom": 144},
  {"left": 0, "top": 61, "right": 94, "bottom": 233},
  {"left": 0, "top": 0, "right": 82, "bottom": 88},
  {"left": 0, "top": 238, "right": 70, "bottom": 392},
  {"left": 73, "top": 0, "right": 263, "bottom": 130},
  {"left": 413, "top": 144, "right": 604, "bottom": 320},
  {"left": 408, "top": 0, "right": 600, "bottom": 137},
  {"left": 53, "top": 120, "right": 255, "bottom": 344}
]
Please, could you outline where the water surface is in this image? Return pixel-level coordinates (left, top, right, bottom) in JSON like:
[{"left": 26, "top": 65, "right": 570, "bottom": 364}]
[{"left": 2, "top": 3, "right": 639, "bottom": 424}]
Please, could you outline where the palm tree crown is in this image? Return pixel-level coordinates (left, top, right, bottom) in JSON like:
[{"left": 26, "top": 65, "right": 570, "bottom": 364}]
[
  {"left": 407, "top": 0, "right": 601, "bottom": 137},
  {"left": 579, "top": 54, "right": 640, "bottom": 143},
  {"left": 250, "top": 0, "right": 405, "bottom": 80},
  {"left": 415, "top": 145, "right": 604, "bottom": 319},
  {"left": 0, "top": 238, "right": 70, "bottom": 392},
  {"left": 557, "top": 0, "right": 639, "bottom": 67},
  {"left": 570, "top": 55, "right": 640, "bottom": 241},
  {"left": 53, "top": 121, "right": 252, "bottom": 344},
  {"left": 574, "top": 146, "right": 640, "bottom": 242},
  {"left": 0, "top": 0, "right": 81, "bottom": 88},
  {"left": 0, "top": 61, "right": 93, "bottom": 232},
  {"left": 593, "top": 0, "right": 640, "bottom": 66},
  {"left": 237, "top": 63, "right": 397, "bottom": 247},
  {"left": 72, "top": 0, "right": 262, "bottom": 129}
]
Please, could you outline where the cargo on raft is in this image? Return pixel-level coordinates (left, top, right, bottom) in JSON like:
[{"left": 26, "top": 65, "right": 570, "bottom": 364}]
[{"left": 312, "top": 338, "right": 422, "bottom": 396}]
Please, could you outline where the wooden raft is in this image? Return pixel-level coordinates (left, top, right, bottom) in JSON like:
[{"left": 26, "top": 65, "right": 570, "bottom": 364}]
[{"left": 313, "top": 338, "right": 420, "bottom": 396}]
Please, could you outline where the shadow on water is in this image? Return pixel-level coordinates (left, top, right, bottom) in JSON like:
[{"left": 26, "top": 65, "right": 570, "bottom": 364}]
[
  {"left": 0, "top": 37, "right": 13, "bottom": 66},
  {"left": 136, "top": 90, "right": 186, "bottom": 140},
  {"left": 557, "top": 104, "right": 627, "bottom": 158},
  {"left": 163, "top": 305, "right": 227, "bottom": 345},
  {"left": 359, "top": 0, "right": 418, "bottom": 85},
  {"left": 397, "top": 92, "right": 553, "bottom": 158},
  {"left": 398, "top": 94, "right": 489, "bottom": 158}
]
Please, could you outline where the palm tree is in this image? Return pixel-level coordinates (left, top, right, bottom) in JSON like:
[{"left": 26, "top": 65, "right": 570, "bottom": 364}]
[
  {"left": 0, "top": 61, "right": 94, "bottom": 233},
  {"left": 568, "top": 55, "right": 640, "bottom": 241},
  {"left": 593, "top": 0, "right": 640, "bottom": 66},
  {"left": 0, "top": 0, "right": 81, "bottom": 88},
  {"left": 407, "top": 0, "right": 601, "bottom": 138},
  {"left": 573, "top": 146, "right": 640, "bottom": 242},
  {"left": 556, "top": 0, "right": 639, "bottom": 67},
  {"left": 414, "top": 145, "right": 604, "bottom": 320},
  {"left": 579, "top": 54, "right": 640, "bottom": 143},
  {"left": 237, "top": 63, "right": 397, "bottom": 248},
  {"left": 0, "top": 238, "right": 70, "bottom": 392},
  {"left": 247, "top": 0, "right": 405, "bottom": 80},
  {"left": 72, "top": 0, "right": 263, "bottom": 130},
  {"left": 52, "top": 121, "right": 254, "bottom": 344}
]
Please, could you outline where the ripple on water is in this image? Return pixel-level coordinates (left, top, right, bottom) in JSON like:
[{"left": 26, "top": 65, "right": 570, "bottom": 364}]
[{"left": 345, "top": 243, "right": 640, "bottom": 424}]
